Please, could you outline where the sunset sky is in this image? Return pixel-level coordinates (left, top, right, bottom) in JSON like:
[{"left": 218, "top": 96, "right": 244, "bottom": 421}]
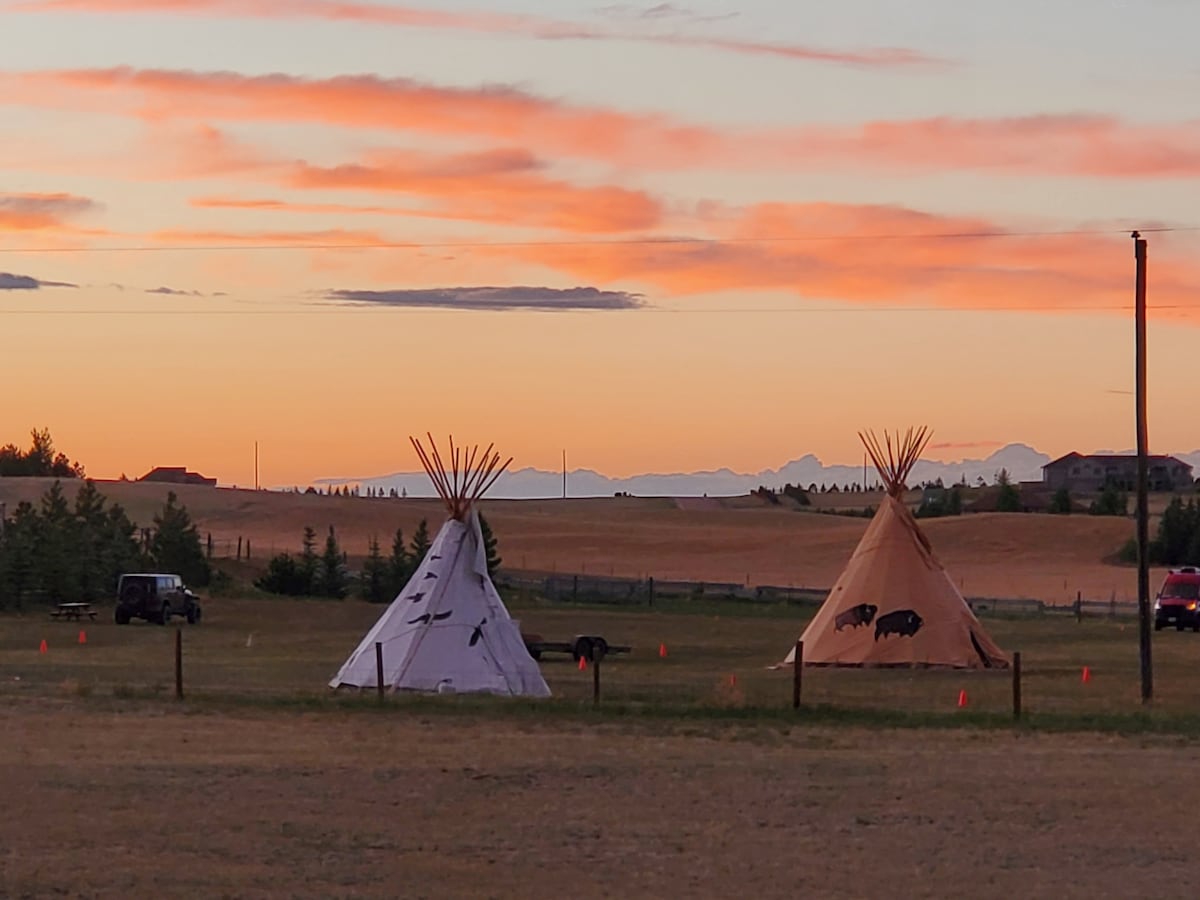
[{"left": 2, "top": 0, "right": 1199, "bottom": 487}]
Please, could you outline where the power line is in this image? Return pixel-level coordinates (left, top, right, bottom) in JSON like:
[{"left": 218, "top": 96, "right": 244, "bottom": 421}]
[
  {"left": 2, "top": 225, "right": 1199, "bottom": 254},
  {"left": 0, "top": 304, "right": 1193, "bottom": 315}
]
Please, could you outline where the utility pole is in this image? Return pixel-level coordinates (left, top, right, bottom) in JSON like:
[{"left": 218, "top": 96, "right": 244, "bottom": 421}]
[
  {"left": 1133, "top": 231, "right": 1152, "bottom": 705},
  {"left": 562, "top": 449, "right": 567, "bottom": 500},
  {"left": 254, "top": 441, "right": 260, "bottom": 491}
]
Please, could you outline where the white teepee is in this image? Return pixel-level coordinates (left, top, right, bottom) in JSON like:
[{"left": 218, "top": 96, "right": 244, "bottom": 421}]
[
  {"left": 782, "top": 428, "right": 1008, "bottom": 669},
  {"left": 330, "top": 436, "right": 550, "bottom": 697}
]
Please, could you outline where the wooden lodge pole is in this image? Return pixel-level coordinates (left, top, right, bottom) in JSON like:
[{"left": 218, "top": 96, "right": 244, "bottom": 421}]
[
  {"left": 1012, "top": 651, "right": 1022, "bottom": 721},
  {"left": 792, "top": 640, "right": 803, "bottom": 709},
  {"left": 1133, "top": 231, "right": 1153, "bottom": 705},
  {"left": 375, "top": 641, "right": 385, "bottom": 700},
  {"left": 174, "top": 627, "right": 183, "bottom": 700}
]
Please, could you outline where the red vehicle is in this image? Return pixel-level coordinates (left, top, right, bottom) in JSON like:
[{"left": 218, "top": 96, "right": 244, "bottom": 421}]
[{"left": 1154, "top": 567, "right": 1200, "bottom": 632}]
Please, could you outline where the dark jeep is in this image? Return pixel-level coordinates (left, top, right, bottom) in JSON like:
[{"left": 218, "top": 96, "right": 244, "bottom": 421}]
[{"left": 115, "top": 573, "right": 202, "bottom": 625}]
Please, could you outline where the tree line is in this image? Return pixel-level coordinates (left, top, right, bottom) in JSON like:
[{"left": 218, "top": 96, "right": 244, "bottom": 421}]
[
  {"left": 0, "top": 429, "right": 84, "bottom": 478},
  {"left": 256, "top": 514, "right": 501, "bottom": 603},
  {"left": 0, "top": 482, "right": 210, "bottom": 611}
]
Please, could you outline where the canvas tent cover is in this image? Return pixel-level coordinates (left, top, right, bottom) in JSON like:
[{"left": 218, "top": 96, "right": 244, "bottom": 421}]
[
  {"left": 330, "top": 513, "right": 550, "bottom": 696},
  {"left": 786, "top": 493, "right": 1008, "bottom": 669}
]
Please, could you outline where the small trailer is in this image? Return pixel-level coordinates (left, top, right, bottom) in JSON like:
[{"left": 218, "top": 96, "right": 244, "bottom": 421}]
[{"left": 522, "top": 633, "right": 632, "bottom": 663}]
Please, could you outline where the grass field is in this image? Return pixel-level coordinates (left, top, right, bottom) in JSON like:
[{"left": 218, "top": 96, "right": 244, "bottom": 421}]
[
  {"left": 4, "top": 594, "right": 1200, "bottom": 722},
  {"left": 5, "top": 596, "right": 1200, "bottom": 897}
]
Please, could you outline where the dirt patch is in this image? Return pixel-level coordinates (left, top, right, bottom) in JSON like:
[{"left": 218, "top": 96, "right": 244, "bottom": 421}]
[{"left": 1, "top": 703, "right": 1197, "bottom": 899}]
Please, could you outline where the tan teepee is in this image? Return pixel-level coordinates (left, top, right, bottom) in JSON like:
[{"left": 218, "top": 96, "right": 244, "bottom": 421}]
[{"left": 784, "top": 428, "right": 1008, "bottom": 669}]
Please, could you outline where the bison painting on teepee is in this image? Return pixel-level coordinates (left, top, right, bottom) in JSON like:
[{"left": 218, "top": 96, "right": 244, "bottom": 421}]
[
  {"left": 783, "top": 428, "right": 1008, "bottom": 669},
  {"left": 330, "top": 435, "right": 550, "bottom": 697}
]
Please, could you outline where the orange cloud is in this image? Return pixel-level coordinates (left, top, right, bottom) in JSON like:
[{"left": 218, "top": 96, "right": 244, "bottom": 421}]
[
  {"left": 13, "top": 68, "right": 1200, "bottom": 177},
  {"left": 481, "top": 202, "right": 1200, "bottom": 316},
  {"left": 283, "top": 149, "right": 661, "bottom": 233},
  {"left": 138, "top": 200, "right": 1200, "bottom": 319},
  {"left": 13, "top": 0, "right": 945, "bottom": 68},
  {"left": 149, "top": 227, "right": 391, "bottom": 247}
]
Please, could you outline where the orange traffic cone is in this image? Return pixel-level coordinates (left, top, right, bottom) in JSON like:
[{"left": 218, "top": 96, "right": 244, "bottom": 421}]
[
  {"left": 1082, "top": 666, "right": 1091, "bottom": 684},
  {"left": 957, "top": 689, "right": 968, "bottom": 708},
  {"left": 578, "top": 655, "right": 587, "bottom": 671},
  {"left": 39, "top": 639, "right": 47, "bottom": 655},
  {"left": 658, "top": 642, "right": 668, "bottom": 658},
  {"left": 78, "top": 630, "right": 87, "bottom": 645}
]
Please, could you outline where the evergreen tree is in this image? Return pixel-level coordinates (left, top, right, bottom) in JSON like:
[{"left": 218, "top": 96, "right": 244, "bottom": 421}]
[
  {"left": 994, "top": 470, "right": 1021, "bottom": 512},
  {"left": 150, "top": 491, "right": 211, "bottom": 586},
  {"left": 410, "top": 518, "right": 431, "bottom": 562},
  {"left": 36, "top": 480, "right": 80, "bottom": 602},
  {"left": 359, "top": 536, "right": 390, "bottom": 603},
  {"left": 255, "top": 553, "right": 308, "bottom": 595},
  {"left": 0, "top": 501, "right": 39, "bottom": 609},
  {"left": 300, "top": 525, "right": 319, "bottom": 594},
  {"left": 1089, "top": 482, "right": 1129, "bottom": 518},
  {"left": 73, "top": 480, "right": 109, "bottom": 601},
  {"left": 388, "top": 527, "right": 411, "bottom": 595},
  {"left": 478, "top": 513, "right": 501, "bottom": 578},
  {"left": 319, "top": 525, "right": 348, "bottom": 598},
  {"left": 1049, "top": 487, "right": 1072, "bottom": 515}
]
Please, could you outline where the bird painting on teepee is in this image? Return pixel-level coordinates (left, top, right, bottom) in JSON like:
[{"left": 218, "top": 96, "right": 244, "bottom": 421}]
[
  {"left": 329, "top": 435, "right": 551, "bottom": 697},
  {"left": 782, "top": 427, "right": 1009, "bottom": 669}
]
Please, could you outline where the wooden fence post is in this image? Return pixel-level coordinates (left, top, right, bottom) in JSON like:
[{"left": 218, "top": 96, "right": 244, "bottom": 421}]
[
  {"left": 174, "top": 627, "right": 183, "bottom": 700},
  {"left": 246, "top": 539, "right": 251, "bottom": 560},
  {"left": 1012, "top": 651, "right": 1022, "bottom": 721},
  {"left": 1075, "top": 591, "right": 1082, "bottom": 624},
  {"left": 375, "top": 641, "right": 384, "bottom": 700},
  {"left": 236, "top": 536, "right": 242, "bottom": 561},
  {"left": 792, "top": 640, "right": 803, "bottom": 710}
]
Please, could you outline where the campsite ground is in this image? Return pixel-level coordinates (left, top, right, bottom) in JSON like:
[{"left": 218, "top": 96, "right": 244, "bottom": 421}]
[
  {"left": 6, "top": 700, "right": 1200, "bottom": 899},
  {"left": 3, "top": 481, "right": 1199, "bottom": 896},
  {"left": 5, "top": 598, "right": 1200, "bottom": 897}
]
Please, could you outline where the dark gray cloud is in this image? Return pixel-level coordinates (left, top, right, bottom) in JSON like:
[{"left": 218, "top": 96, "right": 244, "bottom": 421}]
[
  {"left": 0, "top": 272, "right": 78, "bottom": 290},
  {"left": 325, "top": 285, "right": 644, "bottom": 311},
  {"left": 0, "top": 192, "right": 99, "bottom": 217},
  {"left": 146, "top": 286, "right": 204, "bottom": 296},
  {"left": 595, "top": 3, "right": 738, "bottom": 23}
]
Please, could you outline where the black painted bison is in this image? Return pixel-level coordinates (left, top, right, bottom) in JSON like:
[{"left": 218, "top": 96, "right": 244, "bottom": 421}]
[
  {"left": 834, "top": 603, "right": 878, "bottom": 632},
  {"left": 874, "top": 609, "right": 924, "bottom": 641}
]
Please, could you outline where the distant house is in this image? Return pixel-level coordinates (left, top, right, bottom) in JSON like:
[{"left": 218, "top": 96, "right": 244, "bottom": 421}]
[
  {"left": 138, "top": 466, "right": 217, "bottom": 487},
  {"left": 1042, "top": 453, "right": 1193, "bottom": 493}
]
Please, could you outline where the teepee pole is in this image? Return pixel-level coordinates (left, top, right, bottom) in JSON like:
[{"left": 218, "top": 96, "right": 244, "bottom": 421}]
[
  {"left": 474, "top": 456, "right": 513, "bottom": 503},
  {"left": 410, "top": 437, "right": 451, "bottom": 507}
]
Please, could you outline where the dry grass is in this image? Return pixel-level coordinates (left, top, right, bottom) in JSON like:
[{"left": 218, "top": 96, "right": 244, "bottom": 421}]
[
  {"left": 6, "top": 595, "right": 1200, "bottom": 896},
  {"left": 3, "top": 595, "right": 1200, "bottom": 721},
  {"left": 5, "top": 702, "right": 1200, "bottom": 898}
]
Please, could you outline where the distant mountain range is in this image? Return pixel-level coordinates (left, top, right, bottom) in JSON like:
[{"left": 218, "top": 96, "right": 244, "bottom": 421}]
[{"left": 306, "top": 445, "right": 1200, "bottom": 500}]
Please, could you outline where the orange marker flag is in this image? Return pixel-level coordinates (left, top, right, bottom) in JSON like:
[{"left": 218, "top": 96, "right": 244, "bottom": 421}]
[
  {"left": 39, "top": 639, "right": 47, "bottom": 655},
  {"left": 578, "top": 656, "right": 587, "bottom": 671},
  {"left": 957, "top": 689, "right": 968, "bottom": 708},
  {"left": 78, "top": 630, "right": 87, "bottom": 645},
  {"left": 658, "top": 642, "right": 668, "bottom": 658},
  {"left": 1082, "top": 666, "right": 1091, "bottom": 684}
]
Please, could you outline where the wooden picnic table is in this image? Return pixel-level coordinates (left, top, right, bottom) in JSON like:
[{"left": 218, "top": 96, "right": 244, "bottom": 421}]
[{"left": 50, "top": 602, "right": 98, "bottom": 621}]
